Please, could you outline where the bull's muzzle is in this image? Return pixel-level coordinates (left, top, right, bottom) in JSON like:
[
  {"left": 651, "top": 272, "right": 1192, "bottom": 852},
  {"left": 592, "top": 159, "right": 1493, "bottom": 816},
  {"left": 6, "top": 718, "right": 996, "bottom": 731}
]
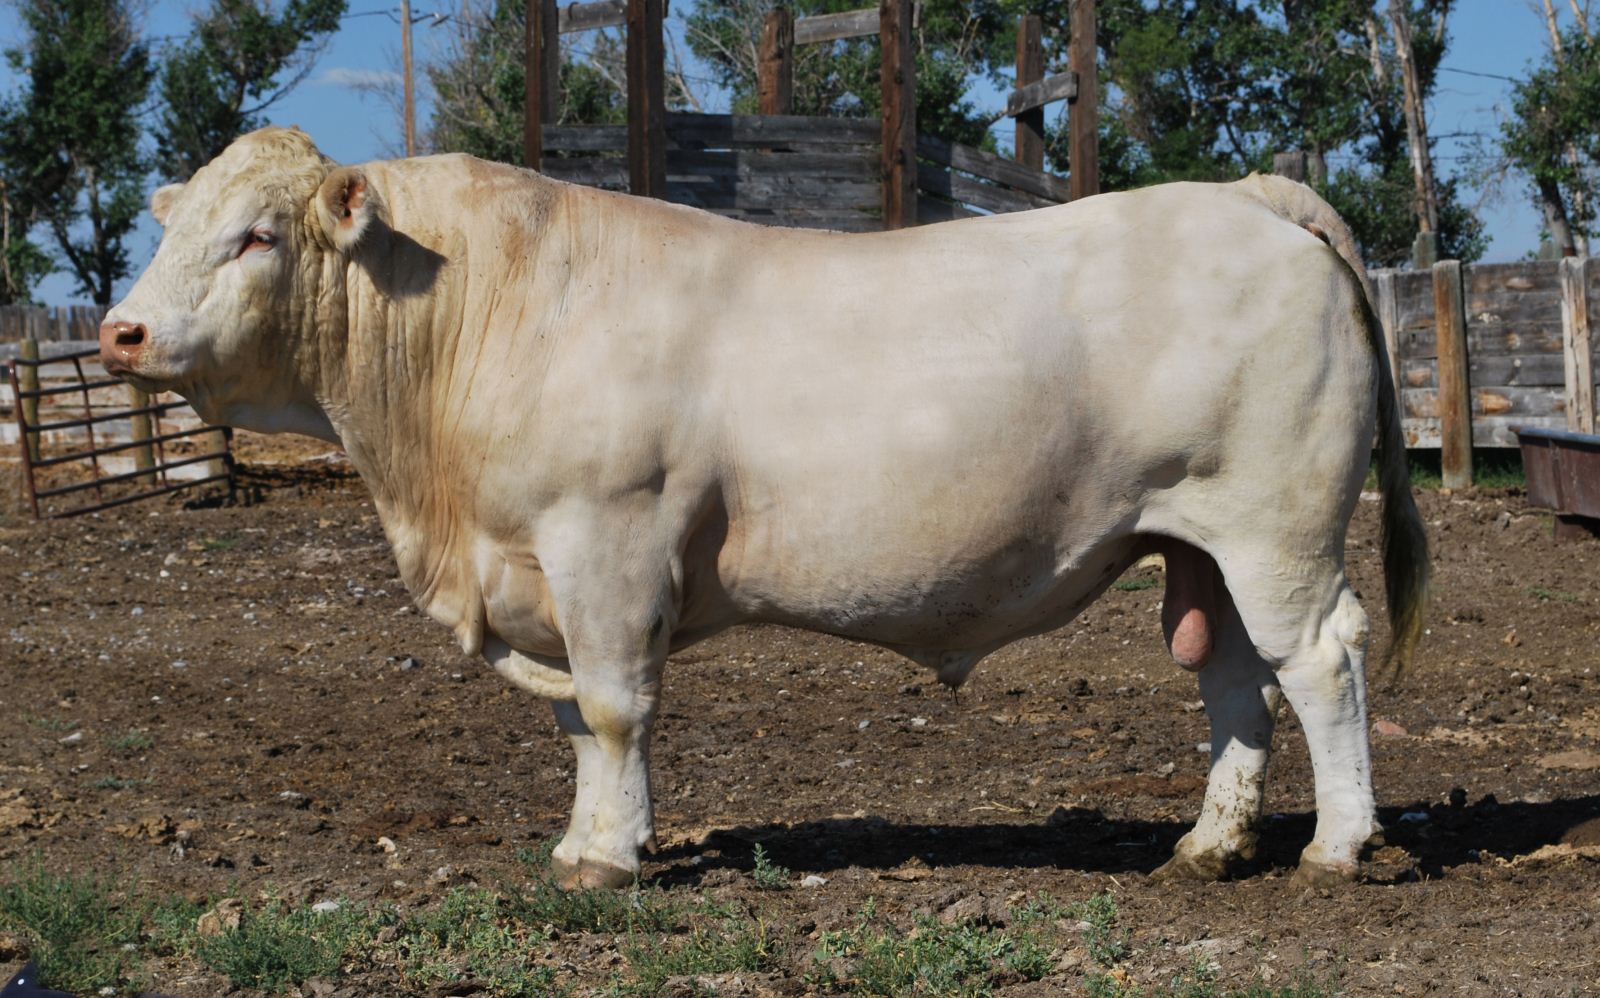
[{"left": 99, "top": 321, "right": 147, "bottom": 377}]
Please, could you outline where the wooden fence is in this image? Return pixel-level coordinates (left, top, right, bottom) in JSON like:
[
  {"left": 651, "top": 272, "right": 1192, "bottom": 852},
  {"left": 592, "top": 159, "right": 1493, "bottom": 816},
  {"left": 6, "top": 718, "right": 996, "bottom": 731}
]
[
  {"left": 1373, "top": 257, "right": 1599, "bottom": 480},
  {"left": 0, "top": 304, "right": 107, "bottom": 342},
  {"left": 540, "top": 113, "right": 1070, "bottom": 231}
]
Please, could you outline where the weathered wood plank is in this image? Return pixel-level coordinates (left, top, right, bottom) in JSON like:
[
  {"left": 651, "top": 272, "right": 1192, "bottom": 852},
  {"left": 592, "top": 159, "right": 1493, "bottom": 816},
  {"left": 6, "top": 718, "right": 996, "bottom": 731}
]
[
  {"left": 670, "top": 149, "right": 879, "bottom": 181},
  {"left": 1401, "top": 354, "right": 1568, "bottom": 389},
  {"left": 1400, "top": 321, "right": 1565, "bottom": 359},
  {"left": 1402, "top": 416, "right": 1567, "bottom": 450},
  {"left": 916, "top": 134, "right": 1070, "bottom": 203},
  {"left": 1562, "top": 255, "right": 1597, "bottom": 434},
  {"left": 794, "top": 7, "right": 878, "bottom": 45},
  {"left": 915, "top": 163, "right": 1053, "bottom": 214},
  {"left": 916, "top": 196, "right": 979, "bottom": 224},
  {"left": 559, "top": 0, "right": 626, "bottom": 34},
  {"left": 666, "top": 113, "right": 878, "bottom": 148},
  {"left": 1401, "top": 385, "right": 1567, "bottom": 419},
  {"left": 542, "top": 127, "right": 628, "bottom": 153},
  {"left": 1433, "top": 259, "right": 1473, "bottom": 487},
  {"left": 1005, "top": 71, "right": 1077, "bottom": 117}
]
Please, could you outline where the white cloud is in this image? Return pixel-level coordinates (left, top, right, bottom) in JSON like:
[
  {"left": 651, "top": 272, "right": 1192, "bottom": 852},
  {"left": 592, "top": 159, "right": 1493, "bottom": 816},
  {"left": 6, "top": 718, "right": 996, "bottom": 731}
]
[{"left": 316, "top": 67, "right": 402, "bottom": 90}]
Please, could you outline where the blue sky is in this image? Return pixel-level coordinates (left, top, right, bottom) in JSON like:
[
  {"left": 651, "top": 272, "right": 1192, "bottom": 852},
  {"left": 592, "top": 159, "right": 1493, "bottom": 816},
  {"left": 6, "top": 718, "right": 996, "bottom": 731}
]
[{"left": 0, "top": 0, "right": 1571, "bottom": 304}]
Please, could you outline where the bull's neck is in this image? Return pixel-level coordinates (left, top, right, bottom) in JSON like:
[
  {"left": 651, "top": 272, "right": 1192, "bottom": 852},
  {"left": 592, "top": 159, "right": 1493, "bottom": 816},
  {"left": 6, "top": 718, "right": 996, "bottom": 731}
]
[{"left": 314, "top": 168, "right": 572, "bottom": 520}]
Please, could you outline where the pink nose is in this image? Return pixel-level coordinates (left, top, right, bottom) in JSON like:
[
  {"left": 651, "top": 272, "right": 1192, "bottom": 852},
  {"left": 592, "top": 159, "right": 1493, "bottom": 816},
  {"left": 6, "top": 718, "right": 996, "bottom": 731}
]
[{"left": 99, "top": 320, "right": 147, "bottom": 376}]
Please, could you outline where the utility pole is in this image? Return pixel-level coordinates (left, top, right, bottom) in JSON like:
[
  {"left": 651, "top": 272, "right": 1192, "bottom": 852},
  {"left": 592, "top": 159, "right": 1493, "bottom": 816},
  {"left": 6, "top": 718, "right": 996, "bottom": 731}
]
[
  {"left": 401, "top": 0, "right": 416, "bottom": 156},
  {"left": 1388, "top": 0, "right": 1438, "bottom": 264}
]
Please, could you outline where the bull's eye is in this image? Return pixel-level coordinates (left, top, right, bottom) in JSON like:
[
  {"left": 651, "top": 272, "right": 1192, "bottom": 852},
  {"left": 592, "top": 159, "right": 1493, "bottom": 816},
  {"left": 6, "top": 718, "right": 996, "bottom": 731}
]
[{"left": 240, "top": 229, "right": 276, "bottom": 256}]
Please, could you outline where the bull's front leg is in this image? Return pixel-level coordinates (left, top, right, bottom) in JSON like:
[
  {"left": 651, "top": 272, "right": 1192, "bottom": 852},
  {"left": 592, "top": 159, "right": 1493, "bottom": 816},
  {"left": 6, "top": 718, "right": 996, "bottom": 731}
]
[{"left": 539, "top": 543, "right": 674, "bottom": 890}]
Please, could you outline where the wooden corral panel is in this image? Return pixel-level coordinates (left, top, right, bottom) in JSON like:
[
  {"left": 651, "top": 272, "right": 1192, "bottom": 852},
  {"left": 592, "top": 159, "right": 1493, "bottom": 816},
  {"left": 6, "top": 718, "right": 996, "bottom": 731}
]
[
  {"left": 539, "top": 112, "right": 1069, "bottom": 232},
  {"left": 1375, "top": 260, "right": 1600, "bottom": 448}
]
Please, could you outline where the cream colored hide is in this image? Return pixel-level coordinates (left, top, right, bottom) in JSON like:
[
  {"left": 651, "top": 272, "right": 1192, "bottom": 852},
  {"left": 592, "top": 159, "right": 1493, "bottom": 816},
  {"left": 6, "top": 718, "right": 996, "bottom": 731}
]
[{"left": 105, "top": 128, "right": 1427, "bottom": 891}]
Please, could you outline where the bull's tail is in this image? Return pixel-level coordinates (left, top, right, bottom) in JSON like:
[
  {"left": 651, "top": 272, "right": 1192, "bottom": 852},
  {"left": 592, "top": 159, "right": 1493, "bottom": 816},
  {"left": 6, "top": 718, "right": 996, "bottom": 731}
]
[{"left": 1237, "top": 173, "right": 1430, "bottom": 675}]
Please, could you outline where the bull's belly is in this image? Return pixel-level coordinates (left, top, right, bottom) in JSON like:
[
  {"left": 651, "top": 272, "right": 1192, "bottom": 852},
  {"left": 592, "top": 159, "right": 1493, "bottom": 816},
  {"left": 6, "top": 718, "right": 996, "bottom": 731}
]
[{"left": 726, "top": 531, "right": 1146, "bottom": 683}]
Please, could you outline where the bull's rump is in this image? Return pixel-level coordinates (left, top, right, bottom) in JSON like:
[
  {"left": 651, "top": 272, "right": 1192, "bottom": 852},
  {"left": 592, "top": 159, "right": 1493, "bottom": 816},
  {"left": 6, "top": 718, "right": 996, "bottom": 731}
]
[{"left": 676, "top": 181, "right": 1374, "bottom": 646}]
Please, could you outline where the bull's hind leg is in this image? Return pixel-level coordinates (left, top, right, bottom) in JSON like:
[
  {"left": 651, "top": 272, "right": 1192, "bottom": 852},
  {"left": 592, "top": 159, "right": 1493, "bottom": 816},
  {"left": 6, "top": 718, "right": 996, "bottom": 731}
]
[
  {"left": 1273, "top": 585, "right": 1382, "bottom": 884},
  {"left": 1154, "top": 584, "right": 1282, "bottom": 881},
  {"left": 1226, "top": 561, "right": 1382, "bottom": 885}
]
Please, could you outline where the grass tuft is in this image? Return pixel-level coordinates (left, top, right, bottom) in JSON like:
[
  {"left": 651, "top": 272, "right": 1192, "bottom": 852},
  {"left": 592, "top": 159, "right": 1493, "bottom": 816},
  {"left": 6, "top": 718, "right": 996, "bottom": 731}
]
[
  {"left": 194, "top": 897, "right": 382, "bottom": 992},
  {"left": 0, "top": 861, "right": 142, "bottom": 995}
]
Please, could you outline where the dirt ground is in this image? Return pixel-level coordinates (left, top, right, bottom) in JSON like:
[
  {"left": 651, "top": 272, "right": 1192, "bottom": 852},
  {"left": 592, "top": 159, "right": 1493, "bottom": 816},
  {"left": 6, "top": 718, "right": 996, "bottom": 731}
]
[{"left": 1, "top": 444, "right": 1598, "bottom": 996}]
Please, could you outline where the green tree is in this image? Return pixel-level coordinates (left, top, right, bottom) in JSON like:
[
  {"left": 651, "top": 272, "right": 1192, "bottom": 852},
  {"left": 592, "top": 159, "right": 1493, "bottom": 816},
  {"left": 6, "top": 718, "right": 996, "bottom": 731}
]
[
  {"left": 0, "top": 172, "right": 55, "bottom": 304},
  {"left": 154, "top": 0, "right": 348, "bottom": 183},
  {"left": 0, "top": 0, "right": 153, "bottom": 305},
  {"left": 1070, "top": 0, "right": 1482, "bottom": 264},
  {"left": 1500, "top": 28, "right": 1600, "bottom": 256}
]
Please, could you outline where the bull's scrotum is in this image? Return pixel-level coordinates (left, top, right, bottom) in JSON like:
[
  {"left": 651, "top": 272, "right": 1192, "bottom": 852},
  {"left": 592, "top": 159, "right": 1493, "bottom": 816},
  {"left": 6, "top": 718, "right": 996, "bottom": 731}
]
[{"left": 103, "top": 127, "right": 1427, "bottom": 891}]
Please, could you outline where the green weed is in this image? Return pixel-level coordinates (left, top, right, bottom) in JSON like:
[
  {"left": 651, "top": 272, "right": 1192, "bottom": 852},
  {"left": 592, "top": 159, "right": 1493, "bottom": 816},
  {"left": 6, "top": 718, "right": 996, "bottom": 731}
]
[
  {"left": 619, "top": 916, "right": 780, "bottom": 995},
  {"left": 0, "top": 862, "right": 142, "bottom": 995},
  {"left": 23, "top": 715, "right": 74, "bottom": 733},
  {"left": 1073, "top": 893, "right": 1131, "bottom": 968},
  {"left": 751, "top": 843, "right": 791, "bottom": 890},
  {"left": 1113, "top": 576, "right": 1161, "bottom": 592},
  {"left": 1527, "top": 585, "right": 1580, "bottom": 603},
  {"left": 194, "top": 897, "right": 382, "bottom": 992},
  {"left": 507, "top": 874, "right": 679, "bottom": 936},
  {"left": 809, "top": 900, "right": 1058, "bottom": 996},
  {"left": 392, "top": 886, "right": 566, "bottom": 998},
  {"left": 201, "top": 536, "right": 238, "bottom": 550},
  {"left": 90, "top": 776, "right": 138, "bottom": 791},
  {"left": 106, "top": 730, "right": 152, "bottom": 753}
]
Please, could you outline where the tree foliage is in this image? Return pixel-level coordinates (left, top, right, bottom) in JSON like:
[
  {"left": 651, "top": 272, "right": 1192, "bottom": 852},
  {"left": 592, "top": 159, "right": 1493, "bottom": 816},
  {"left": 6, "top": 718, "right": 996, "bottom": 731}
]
[
  {"left": 0, "top": 0, "right": 154, "bottom": 304},
  {"left": 1500, "top": 27, "right": 1600, "bottom": 251},
  {"left": 155, "top": 0, "right": 348, "bottom": 183},
  {"left": 1075, "top": 0, "right": 1482, "bottom": 265}
]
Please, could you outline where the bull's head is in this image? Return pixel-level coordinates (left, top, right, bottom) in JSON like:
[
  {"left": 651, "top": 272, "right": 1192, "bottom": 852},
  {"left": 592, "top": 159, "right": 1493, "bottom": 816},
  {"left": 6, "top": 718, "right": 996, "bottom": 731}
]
[{"left": 100, "top": 128, "right": 380, "bottom": 441}]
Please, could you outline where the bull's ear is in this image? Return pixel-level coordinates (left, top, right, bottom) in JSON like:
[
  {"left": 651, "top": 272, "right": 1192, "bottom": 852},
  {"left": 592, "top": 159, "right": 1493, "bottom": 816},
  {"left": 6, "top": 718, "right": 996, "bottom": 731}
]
[
  {"left": 314, "top": 166, "right": 382, "bottom": 253},
  {"left": 150, "top": 184, "right": 184, "bottom": 227}
]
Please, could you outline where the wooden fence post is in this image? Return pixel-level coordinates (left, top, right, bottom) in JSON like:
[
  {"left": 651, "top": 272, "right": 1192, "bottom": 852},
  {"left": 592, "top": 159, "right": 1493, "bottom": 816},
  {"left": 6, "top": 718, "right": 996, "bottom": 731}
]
[
  {"left": 523, "top": 0, "right": 559, "bottom": 169},
  {"left": 880, "top": 0, "right": 916, "bottom": 229},
  {"left": 1068, "top": 0, "right": 1098, "bottom": 199},
  {"left": 1015, "top": 15, "right": 1044, "bottom": 172},
  {"left": 759, "top": 8, "right": 794, "bottom": 116},
  {"left": 1273, "top": 150, "right": 1307, "bottom": 183},
  {"left": 626, "top": 0, "right": 667, "bottom": 198},
  {"left": 18, "top": 337, "right": 40, "bottom": 463},
  {"left": 1432, "top": 259, "right": 1472, "bottom": 488},
  {"left": 127, "top": 385, "right": 156, "bottom": 485},
  {"left": 1561, "top": 255, "right": 1596, "bottom": 434}
]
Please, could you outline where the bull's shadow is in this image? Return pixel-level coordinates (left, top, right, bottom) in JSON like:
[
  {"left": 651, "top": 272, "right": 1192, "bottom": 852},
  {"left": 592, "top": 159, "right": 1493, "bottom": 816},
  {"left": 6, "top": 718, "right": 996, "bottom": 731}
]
[{"left": 647, "top": 793, "right": 1600, "bottom": 886}]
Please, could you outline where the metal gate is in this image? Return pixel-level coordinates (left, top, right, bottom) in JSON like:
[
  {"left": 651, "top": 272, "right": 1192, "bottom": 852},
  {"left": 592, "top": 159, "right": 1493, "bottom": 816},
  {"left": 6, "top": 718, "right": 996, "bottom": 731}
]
[{"left": 6, "top": 342, "right": 234, "bottom": 518}]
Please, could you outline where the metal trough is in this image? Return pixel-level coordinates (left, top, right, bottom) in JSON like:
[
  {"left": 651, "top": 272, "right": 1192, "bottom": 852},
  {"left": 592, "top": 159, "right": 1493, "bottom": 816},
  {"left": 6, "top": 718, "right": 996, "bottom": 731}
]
[{"left": 1514, "top": 426, "right": 1600, "bottom": 541}]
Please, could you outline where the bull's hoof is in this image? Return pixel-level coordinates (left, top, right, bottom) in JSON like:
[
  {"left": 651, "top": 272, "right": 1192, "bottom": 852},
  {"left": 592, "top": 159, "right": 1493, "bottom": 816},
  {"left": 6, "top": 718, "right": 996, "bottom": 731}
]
[
  {"left": 549, "top": 854, "right": 637, "bottom": 891},
  {"left": 1289, "top": 859, "right": 1359, "bottom": 889},
  {"left": 1151, "top": 848, "right": 1250, "bottom": 883}
]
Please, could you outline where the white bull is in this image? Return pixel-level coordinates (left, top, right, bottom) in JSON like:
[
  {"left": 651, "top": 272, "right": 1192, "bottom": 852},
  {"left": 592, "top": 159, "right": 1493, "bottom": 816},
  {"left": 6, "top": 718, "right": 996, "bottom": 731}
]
[{"left": 102, "top": 128, "right": 1427, "bottom": 889}]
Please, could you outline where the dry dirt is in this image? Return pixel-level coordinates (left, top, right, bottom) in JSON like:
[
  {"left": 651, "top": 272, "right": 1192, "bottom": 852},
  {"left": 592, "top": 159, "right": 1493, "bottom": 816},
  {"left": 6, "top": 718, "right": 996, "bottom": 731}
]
[{"left": 1, "top": 450, "right": 1598, "bottom": 995}]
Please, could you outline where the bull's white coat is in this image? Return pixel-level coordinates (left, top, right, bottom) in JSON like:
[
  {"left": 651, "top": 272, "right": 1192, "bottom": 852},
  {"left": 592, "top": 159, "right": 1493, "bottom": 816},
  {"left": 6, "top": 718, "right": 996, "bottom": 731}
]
[{"left": 105, "top": 129, "right": 1427, "bottom": 888}]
